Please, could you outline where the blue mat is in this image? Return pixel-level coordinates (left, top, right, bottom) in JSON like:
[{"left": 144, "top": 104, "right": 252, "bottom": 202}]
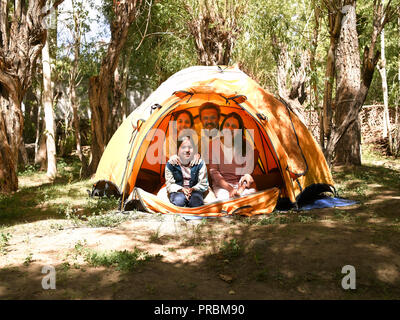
[
  {"left": 297, "top": 196, "right": 357, "bottom": 211},
  {"left": 180, "top": 196, "right": 357, "bottom": 220}
]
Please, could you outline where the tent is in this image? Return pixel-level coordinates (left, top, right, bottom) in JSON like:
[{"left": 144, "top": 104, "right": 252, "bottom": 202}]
[{"left": 92, "top": 65, "right": 334, "bottom": 216}]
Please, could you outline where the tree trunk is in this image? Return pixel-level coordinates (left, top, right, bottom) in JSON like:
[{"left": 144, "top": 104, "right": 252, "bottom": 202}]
[
  {"left": 378, "top": 29, "right": 391, "bottom": 144},
  {"left": 0, "top": 106, "right": 18, "bottom": 192},
  {"left": 310, "top": 0, "right": 323, "bottom": 145},
  {"left": 0, "top": 0, "right": 65, "bottom": 192},
  {"left": 18, "top": 143, "right": 29, "bottom": 168},
  {"left": 185, "top": 0, "right": 242, "bottom": 66},
  {"left": 395, "top": 5, "right": 400, "bottom": 156},
  {"left": 324, "top": 1, "right": 393, "bottom": 166},
  {"left": 86, "top": 0, "right": 142, "bottom": 176},
  {"left": 42, "top": 38, "right": 57, "bottom": 180},
  {"left": 121, "top": 57, "right": 129, "bottom": 121},
  {"left": 35, "top": 133, "right": 48, "bottom": 171},
  {"left": 322, "top": 2, "right": 342, "bottom": 144},
  {"left": 111, "top": 64, "right": 122, "bottom": 134},
  {"left": 333, "top": 3, "right": 361, "bottom": 165},
  {"left": 70, "top": 0, "right": 86, "bottom": 174},
  {"left": 271, "top": 35, "right": 309, "bottom": 125}
]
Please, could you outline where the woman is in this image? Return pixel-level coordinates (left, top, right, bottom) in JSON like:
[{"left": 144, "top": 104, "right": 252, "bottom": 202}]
[
  {"left": 209, "top": 112, "right": 258, "bottom": 200},
  {"left": 174, "top": 110, "right": 194, "bottom": 135},
  {"left": 165, "top": 110, "right": 195, "bottom": 161}
]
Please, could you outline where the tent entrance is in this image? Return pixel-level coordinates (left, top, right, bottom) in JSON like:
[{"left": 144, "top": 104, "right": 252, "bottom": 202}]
[{"left": 134, "top": 98, "right": 284, "bottom": 196}]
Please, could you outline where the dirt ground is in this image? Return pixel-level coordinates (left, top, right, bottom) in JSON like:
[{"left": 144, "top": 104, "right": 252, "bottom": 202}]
[{"left": 1, "top": 160, "right": 400, "bottom": 300}]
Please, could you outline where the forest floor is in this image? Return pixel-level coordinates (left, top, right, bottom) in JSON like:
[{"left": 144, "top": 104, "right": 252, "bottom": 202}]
[{"left": 1, "top": 144, "right": 400, "bottom": 300}]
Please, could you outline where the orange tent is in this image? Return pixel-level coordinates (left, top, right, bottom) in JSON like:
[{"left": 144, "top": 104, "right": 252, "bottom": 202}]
[{"left": 93, "top": 66, "right": 334, "bottom": 216}]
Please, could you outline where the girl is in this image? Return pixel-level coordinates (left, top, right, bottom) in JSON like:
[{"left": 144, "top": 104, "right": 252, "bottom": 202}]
[{"left": 165, "top": 136, "right": 208, "bottom": 207}]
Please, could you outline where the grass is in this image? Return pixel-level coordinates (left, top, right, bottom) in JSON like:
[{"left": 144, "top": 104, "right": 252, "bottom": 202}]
[
  {"left": 84, "top": 249, "right": 152, "bottom": 271},
  {"left": 333, "top": 146, "right": 400, "bottom": 201},
  {"left": 149, "top": 226, "right": 162, "bottom": 243},
  {"left": 23, "top": 253, "right": 34, "bottom": 266},
  {"left": 86, "top": 211, "right": 134, "bottom": 228},
  {"left": 0, "top": 232, "right": 12, "bottom": 255},
  {"left": 219, "top": 239, "right": 242, "bottom": 259},
  {"left": 0, "top": 157, "right": 135, "bottom": 229},
  {"left": 69, "top": 240, "right": 158, "bottom": 272}
]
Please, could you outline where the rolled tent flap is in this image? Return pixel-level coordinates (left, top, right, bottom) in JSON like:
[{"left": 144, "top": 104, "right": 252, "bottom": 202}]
[{"left": 124, "top": 187, "right": 281, "bottom": 217}]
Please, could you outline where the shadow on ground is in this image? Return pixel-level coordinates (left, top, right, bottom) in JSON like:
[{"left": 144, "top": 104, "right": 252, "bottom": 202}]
[{"left": 0, "top": 163, "right": 399, "bottom": 299}]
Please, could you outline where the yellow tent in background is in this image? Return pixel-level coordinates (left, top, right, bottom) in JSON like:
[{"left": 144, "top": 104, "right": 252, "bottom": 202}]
[{"left": 92, "top": 66, "right": 334, "bottom": 216}]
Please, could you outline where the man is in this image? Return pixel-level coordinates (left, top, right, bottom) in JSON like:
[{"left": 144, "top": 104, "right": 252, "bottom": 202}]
[{"left": 197, "top": 102, "right": 221, "bottom": 135}]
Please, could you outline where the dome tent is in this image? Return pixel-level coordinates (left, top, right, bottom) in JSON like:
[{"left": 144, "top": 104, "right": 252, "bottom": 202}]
[{"left": 92, "top": 65, "right": 334, "bottom": 216}]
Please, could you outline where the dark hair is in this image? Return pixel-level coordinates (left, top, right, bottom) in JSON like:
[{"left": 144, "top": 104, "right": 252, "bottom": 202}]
[
  {"left": 199, "top": 102, "right": 221, "bottom": 120},
  {"left": 220, "top": 112, "right": 244, "bottom": 131},
  {"left": 177, "top": 135, "right": 197, "bottom": 152},
  {"left": 173, "top": 110, "right": 194, "bottom": 128},
  {"left": 220, "top": 112, "right": 246, "bottom": 156}
]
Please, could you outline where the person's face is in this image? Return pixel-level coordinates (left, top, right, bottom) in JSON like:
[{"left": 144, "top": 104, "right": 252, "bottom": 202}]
[
  {"left": 178, "top": 139, "right": 194, "bottom": 164},
  {"left": 223, "top": 117, "right": 240, "bottom": 137},
  {"left": 176, "top": 113, "right": 191, "bottom": 134},
  {"left": 200, "top": 108, "right": 219, "bottom": 130}
]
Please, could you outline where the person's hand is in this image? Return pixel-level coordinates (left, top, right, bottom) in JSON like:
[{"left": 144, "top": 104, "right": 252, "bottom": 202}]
[
  {"left": 169, "top": 154, "right": 181, "bottom": 166},
  {"left": 190, "top": 153, "right": 201, "bottom": 167},
  {"left": 239, "top": 174, "right": 254, "bottom": 188},
  {"left": 182, "top": 187, "right": 192, "bottom": 200},
  {"left": 236, "top": 185, "right": 246, "bottom": 196},
  {"left": 229, "top": 187, "right": 238, "bottom": 198}
]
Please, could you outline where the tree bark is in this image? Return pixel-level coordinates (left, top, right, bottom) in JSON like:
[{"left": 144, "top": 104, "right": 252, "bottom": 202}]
[
  {"left": 323, "top": 0, "right": 395, "bottom": 166},
  {"left": 185, "top": 0, "right": 242, "bottom": 66},
  {"left": 42, "top": 38, "right": 57, "bottom": 180},
  {"left": 395, "top": 5, "right": 400, "bottom": 156},
  {"left": 334, "top": 2, "right": 362, "bottom": 165},
  {"left": 378, "top": 30, "right": 391, "bottom": 144},
  {"left": 310, "top": 0, "right": 323, "bottom": 145},
  {"left": 70, "top": 0, "right": 87, "bottom": 175},
  {"left": 121, "top": 56, "right": 129, "bottom": 121},
  {"left": 0, "top": 0, "right": 64, "bottom": 192},
  {"left": 0, "top": 110, "right": 17, "bottom": 192},
  {"left": 322, "top": 0, "right": 342, "bottom": 143},
  {"left": 271, "top": 35, "right": 309, "bottom": 125},
  {"left": 86, "top": 0, "right": 142, "bottom": 176}
]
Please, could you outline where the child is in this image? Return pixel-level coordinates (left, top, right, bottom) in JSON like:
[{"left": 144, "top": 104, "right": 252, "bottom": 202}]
[{"left": 165, "top": 136, "right": 208, "bottom": 207}]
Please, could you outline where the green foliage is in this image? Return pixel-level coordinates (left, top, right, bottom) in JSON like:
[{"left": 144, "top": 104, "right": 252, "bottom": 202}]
[
  {"left": 84, "top": 196, "right": 120, "bottom": 215},
  {"left": 219, "top": 239, "right": 242, "bottom": 259},
  {"left": 257, "top": 214, "right": 291, "bottom": 225},
  {"left": 83, "top": 247, "right": 153, "bottom": 272},
  {"left": 86, "top": 212, "right": 133, "bottom": 228},
  {"left": 0, "top": 232, "right": 12, "bottom": 255},
  {"left": 124, "top": 0, "right": 197, "bottom": 91},
  {"left": 23, "top": 253, "right": 34, "bottom": 266}
]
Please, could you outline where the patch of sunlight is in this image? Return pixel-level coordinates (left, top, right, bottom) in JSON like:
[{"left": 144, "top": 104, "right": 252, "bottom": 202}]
[
  {"left": 318, "top": 220, "right": 338, "bottom": 228},
  {"left": 19, "top": 173, "right": 53, "bottom": 188},
  {"left": 38, "top": 197, "right": 88, "bottom": 207},
  {"left": 0, "top": 286, "right": 6, "bottom": 296},
  {"left": 376, "top": 263, "right": 400, "bottom": 284},
  {"left": 354, "top": 243, "right": 394, "bottom": 257}
]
